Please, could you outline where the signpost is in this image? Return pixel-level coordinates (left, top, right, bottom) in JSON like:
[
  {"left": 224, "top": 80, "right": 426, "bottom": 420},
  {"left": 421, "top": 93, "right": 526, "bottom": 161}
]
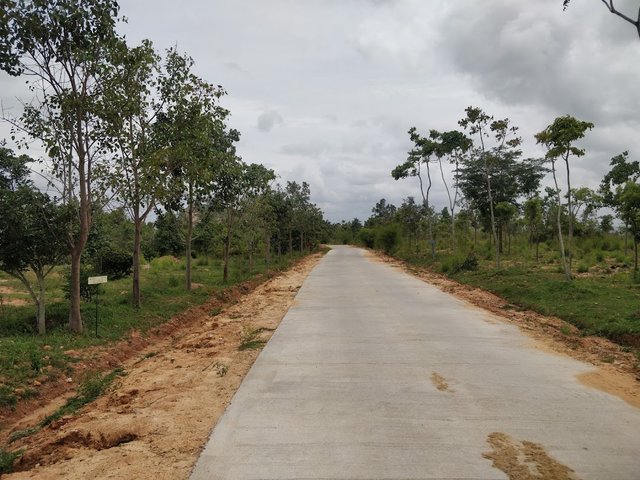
[{"left": 87, "top": 276, "right": 108, "bottom": 337}]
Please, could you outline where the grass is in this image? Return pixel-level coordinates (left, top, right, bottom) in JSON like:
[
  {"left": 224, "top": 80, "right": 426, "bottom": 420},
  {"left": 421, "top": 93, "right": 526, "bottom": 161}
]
[
  {"left": 3, "top": 368, "right": 124, "bottom": 449},
  {"left": 0, "top": 252, "right": 305, "bottom": 410},
  {"left": 39, "top": 368, "right": 124, "bottom": 428},
  {"left": 238, "top": 326, "right": 274, "bottom": 351},
  {"left": 0, "top": 447, "right": 23, "bottom": 474},
  {"left": 451, "top": 264, "right": 640, "bottom": 344}
]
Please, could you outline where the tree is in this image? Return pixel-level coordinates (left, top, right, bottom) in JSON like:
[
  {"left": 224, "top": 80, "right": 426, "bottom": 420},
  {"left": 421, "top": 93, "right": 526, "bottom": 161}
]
[
  {"left": 0, "top": 149, "right": 68, "bottom": 334},
  {"left": 392, "top": 127, "right": 438, "bottom": 257},
  {"left": 156, "top": 47, "right": 230, "bottom": 291},
  {"left": 99, "top": 39, "right": 169, "bottom": 308},
  {"left": 0, "top": 0, "right": 123, "bottom": 333},
  {"left": 563, "top": 1, "right": 640, "bottom": 38},
  {"left": 600, "top": 151, "right": 640, "bottom": 270},
  {"left": 536, "top": 115, "right": 594, "bottom": 274},
  {"left": 285, "top": 181, "right": 312, "bottom": 253},
  {"left": 459, "top": 107, "right": 526, "bottom": 268},
  {"left": 212, "top": 160, "right": 275, "bottom": 282},
  {"left": 397, "top": 196, "right": 421, "bottom": 248},
  {"left": 432, "top": 129, "right": 472, "bottom": 253},
  {"left": 524, "top": 196, "right": 545, "bottom": 262},
  {"left": 151, "top": 209, "right": 185, "bottom": 258}
]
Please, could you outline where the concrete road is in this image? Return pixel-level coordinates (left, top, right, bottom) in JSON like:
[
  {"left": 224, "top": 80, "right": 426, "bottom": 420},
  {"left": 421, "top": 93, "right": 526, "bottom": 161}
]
[{"left": 191, "top": 246, "right": 640, "bottom": 480}]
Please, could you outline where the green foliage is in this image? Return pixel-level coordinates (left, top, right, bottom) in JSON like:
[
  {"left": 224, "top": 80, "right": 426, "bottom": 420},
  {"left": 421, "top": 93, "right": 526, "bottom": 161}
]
[
  {"left": 238, "top": 327, "right": 273, "bottom": 351},
  {"left": 99, "top": 250, "right": 132, "bottom": 280},
  {"left": 358, "top": 228, "right": 376, "bottom": 248},
  {"left": 440, "top": 253, "right": 479, "bottom": 274},
  {"left": 0, "top": 385, "right": 17, "bottom": 408},
  {"left": 0, "top": 448, "right": 23, "bottom": 474},
  {"left": 376, "top": 224, "right": 399, "bottom": 254}
]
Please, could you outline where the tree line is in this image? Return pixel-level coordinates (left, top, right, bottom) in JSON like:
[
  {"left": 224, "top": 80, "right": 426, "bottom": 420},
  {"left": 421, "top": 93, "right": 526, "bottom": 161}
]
[
  {"left": 333, "top": 106, "right": 640, "bottom": 281},
  {"left": 0, "top": 0, "right": 328, "bottom": 335}
]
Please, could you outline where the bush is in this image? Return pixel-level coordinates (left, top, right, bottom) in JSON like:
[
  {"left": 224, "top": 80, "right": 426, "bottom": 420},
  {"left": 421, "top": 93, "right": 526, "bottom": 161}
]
[
  {"left": 63, "top": 265, "right": 97, "bottom": 302},
  {"left": 99, "top": 250, "right": 132, "bottom": 280},
  {"left": 376, "top": 225, "right": 399, "bottom": 254},
  {"left": 441, "top": 253, "right": 479, "bottom": 275},
  {"left": 357, "top": 228, "right": 376, "bottom": 248},
  {"left": 577, "top": 263, "right": 589, "bottom": 273}
]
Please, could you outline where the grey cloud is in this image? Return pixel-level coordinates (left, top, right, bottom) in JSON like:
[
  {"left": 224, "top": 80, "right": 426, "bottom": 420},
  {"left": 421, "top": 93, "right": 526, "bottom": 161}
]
[{"left": 257, "top": 110, "right": 284, "bottom": 132}]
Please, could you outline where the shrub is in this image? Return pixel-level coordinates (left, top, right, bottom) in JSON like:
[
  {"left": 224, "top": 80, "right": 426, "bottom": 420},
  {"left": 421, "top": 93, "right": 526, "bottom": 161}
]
[
  {"left": 577, "top": 263, "right": 589, "bottom": 273},
  {"left": 358, "top": 228, "right": 376, "bottom": 248},
  {"left": 376, "top": 225, "right": 399, "bottom": 254},
  {"left": 99, "top": 250, "right": 132, "bottom": 280},
  {"left": 441, "top": 253, "right": 478, "bottom": 274}
]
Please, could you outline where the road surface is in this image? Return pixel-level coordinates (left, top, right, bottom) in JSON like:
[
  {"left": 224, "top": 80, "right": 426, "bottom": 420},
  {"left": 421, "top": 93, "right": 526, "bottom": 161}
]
[{"left": 191, "top": 246, "right": 640, "bottom": 479}]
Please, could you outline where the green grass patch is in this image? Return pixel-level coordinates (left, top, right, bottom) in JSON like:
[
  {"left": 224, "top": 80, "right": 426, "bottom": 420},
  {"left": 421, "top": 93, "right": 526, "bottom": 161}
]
[
  {"left": 39, "top": 368, "right": 124, "bottom": 428},
  {"left": 452, "top": 266, "right": 640, "bottom": 344},
  {"left": 0, "top": 252, "right": 304, "bottom": 411},
  {"left": 7, "top": 426, "right": 39, "bottom": 444},
  {"left": 0, "top": 447, "right": 23, "bottom": 474}
]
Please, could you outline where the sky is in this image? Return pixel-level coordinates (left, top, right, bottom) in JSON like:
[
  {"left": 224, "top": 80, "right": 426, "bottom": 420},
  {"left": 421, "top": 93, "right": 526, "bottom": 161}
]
[{"left": 1, "top": 0, "right": 639, "bottom": 223}]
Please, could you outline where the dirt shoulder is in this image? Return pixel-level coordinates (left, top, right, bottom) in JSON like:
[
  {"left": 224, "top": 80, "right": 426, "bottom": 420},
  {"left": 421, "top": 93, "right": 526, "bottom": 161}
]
[
  {"left": 2, "top": 252, "right": 323, "bottom": 479},
  {"left": 366, "top": 250, "right": 640, "bottom": 410}
]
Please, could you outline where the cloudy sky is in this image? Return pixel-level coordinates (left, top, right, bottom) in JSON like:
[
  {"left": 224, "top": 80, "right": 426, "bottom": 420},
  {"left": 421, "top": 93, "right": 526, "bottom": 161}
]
[{"left": 1, "top": 0, "right": 639, "bottom": 222}]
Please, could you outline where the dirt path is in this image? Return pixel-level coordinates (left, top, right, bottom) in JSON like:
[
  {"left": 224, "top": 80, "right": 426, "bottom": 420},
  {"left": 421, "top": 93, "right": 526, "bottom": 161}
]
[
  {"left": 367, "top": 250, "right": 640, "bottom": 410},
  {"left": 2, "top": 253, "right": 323, "bottom": 479}
]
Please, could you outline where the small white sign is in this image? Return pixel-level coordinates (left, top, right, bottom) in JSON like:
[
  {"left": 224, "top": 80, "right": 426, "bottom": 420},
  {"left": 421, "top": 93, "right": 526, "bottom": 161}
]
[{"left": 87, "top": 276, "right": 108, "bottom": 285}]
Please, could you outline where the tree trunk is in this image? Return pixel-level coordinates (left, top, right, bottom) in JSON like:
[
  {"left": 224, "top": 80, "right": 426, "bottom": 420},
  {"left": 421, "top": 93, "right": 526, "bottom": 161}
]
[
  {"left": 264, "top": 232, "right": 271, "bottom": 265},
  {"left": 36, "top": 272, "right": 46, "bottom": 335},
  {"left": 438, "top": 157, "right": 456, "bottom": 254},
  {"left": 288, "top": 230, "right": 293, "bottom": 254},
  {"left": 300, "top": 231, "right": 304, "bottom": 253},
  {"left": 485, "top": 171, "right": 500, "bottom": 269},
  {"left": 133, "top": 216, "right": 142, "bottom": 308},
  {"left": 69, "top": 247, "right": 84, "bottom": 333},
  {"left": 635, "top": 240, "right": 638, "bottom": 271},
  {"left": 223, "top": 230, "right": 231, "bottom": 283},
  {"left": 185, "top": 189, "right": 193, "bottom": 292},
  {"left": 552, "top": 160, "right": 571, "bottom": 281},
  {"left": 564, "top": 156, "right": 574, "bottom": 271}
]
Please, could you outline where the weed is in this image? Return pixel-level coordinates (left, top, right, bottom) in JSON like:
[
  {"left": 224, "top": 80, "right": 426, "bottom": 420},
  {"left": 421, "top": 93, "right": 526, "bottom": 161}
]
[
  {"left": 0, "top": 385, "right": 17, "bottom": 408},
  {"left": 238, "top": 327, "right": 274, "bottom": 351},
  {"left": 39, "top": 368, "right": 124, "bottom": 427},
  {"left": 8, "top": 426, "right": 39, "bottom": 443},
  {"left": 214, "top": 361, "right": 228, "bottom": 377},
  {"left": 560, "top": 325, "right": 572, "bottom": 336},
  {"left": 167, "top": 276, "right": 180, "bottom": 288},
  {"left": 577, "top": 263, "right": 589, "bottom": 273},
  {"left": 0, "top": 448, "right": 23, "bottom": 474}
]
